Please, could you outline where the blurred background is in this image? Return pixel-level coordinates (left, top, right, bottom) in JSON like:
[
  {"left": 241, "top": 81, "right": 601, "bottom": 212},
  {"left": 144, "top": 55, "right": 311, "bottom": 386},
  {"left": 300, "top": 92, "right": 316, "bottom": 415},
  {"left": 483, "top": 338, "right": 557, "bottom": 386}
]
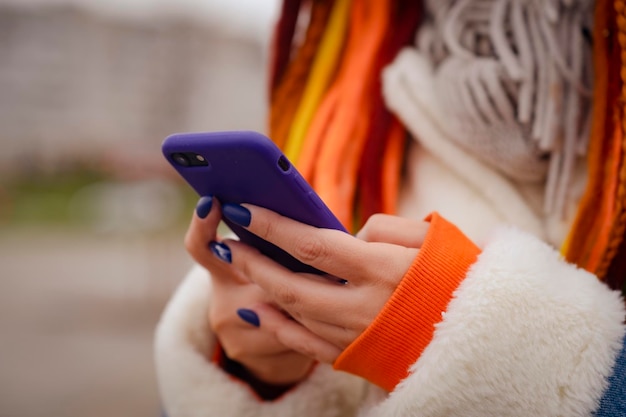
[{"left": 0, "top": 0, "right": 279, "bottom": 415}]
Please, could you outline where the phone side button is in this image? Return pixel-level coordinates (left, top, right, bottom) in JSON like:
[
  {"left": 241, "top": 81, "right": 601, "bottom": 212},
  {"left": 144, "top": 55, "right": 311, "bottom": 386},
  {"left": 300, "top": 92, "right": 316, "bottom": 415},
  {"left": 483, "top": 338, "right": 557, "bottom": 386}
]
[
  {"left": 295, "top": 175, "right": 310, "bottom": 193},
  {"left": 307, "top": 191, "right": 324, "bottom": 209}
]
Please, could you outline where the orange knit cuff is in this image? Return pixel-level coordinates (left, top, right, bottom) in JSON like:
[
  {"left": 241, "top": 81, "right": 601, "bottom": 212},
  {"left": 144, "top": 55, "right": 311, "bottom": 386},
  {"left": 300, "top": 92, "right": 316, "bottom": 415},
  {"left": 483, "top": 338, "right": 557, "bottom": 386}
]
[{"left": 333, "top": 212, "right": 481, "bottom": 391}]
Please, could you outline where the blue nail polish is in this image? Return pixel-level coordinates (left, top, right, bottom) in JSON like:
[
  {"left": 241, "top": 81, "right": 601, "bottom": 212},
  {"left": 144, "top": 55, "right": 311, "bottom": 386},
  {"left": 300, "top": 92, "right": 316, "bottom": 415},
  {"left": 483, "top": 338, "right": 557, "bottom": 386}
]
[
  {"left": 222, "top": 203, "right": 252, "bottom": 227},
  {"left": 209, "top": 241, "right": 232, "bottom": 263},
  {"left": 237, "top": 309, "right": 260, "bottom": 327},
  {"left": 196, "top": 196, "right": 213, "bottom": 219}
]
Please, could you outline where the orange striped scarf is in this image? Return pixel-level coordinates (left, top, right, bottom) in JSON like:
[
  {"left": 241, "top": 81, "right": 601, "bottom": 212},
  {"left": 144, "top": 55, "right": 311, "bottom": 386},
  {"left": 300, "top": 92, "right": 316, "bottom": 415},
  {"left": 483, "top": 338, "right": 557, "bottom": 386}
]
[
  {"left": 268, "top": 0, "right": 420, "bottom": 231},
  {"left": 564, "top": 0, "right": 626, "bottom": 291}
]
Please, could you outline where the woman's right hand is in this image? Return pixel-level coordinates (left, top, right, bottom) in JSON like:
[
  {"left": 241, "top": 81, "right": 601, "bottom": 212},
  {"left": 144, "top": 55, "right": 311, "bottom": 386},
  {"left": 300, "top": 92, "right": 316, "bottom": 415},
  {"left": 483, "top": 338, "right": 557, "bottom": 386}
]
[{"left": 185, "top": 196, "right": 316, "bottom": 386}]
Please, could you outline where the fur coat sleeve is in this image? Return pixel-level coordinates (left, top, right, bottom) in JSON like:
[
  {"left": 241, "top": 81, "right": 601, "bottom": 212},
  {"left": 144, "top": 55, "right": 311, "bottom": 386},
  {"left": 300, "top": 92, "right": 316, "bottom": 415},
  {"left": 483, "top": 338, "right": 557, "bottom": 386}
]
[{"left": 155, "top": 226, "right": 625, "bottom": 417}]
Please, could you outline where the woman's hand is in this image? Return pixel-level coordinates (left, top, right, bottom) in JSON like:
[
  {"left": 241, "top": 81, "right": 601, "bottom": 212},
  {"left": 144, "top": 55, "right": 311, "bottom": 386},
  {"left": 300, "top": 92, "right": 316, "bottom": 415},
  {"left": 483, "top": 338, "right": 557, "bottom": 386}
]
[
  {"left": 218, "top": 204, "right": 429, "bottom": 364},
  {"left": 185, "top": 196, "right": 315, "bottom": 386}
]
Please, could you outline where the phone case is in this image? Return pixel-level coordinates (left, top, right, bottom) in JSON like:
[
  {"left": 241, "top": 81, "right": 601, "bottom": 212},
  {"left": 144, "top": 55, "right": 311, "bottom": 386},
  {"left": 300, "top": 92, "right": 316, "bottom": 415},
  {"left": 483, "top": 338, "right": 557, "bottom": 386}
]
[{"left": 162, "top": 130, "right": 347, "bottom": 273}]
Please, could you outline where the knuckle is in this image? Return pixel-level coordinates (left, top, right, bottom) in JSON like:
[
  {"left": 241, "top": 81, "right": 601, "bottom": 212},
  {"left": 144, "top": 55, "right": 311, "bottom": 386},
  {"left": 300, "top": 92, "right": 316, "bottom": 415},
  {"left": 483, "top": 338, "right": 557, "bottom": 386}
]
[
  {"left": 293, "top": 234, "right": 329, "bottom": 264},
  {"left": 337, "top": 327, "right": 355, "bottom": 350},
  {"left": 207, "top": 307, "right": 229, "bottom": 335},
  {"left": 359, "top": 214, "right": 387, "bottom": 241},
  {"left": 224, "top": 344, "right": 246, "bottom": 362},
  {"left": 274, "top": 284, "right": 299, "bottom": 306},
  {"left": 256, "top": 215, "right": 279, "bottom": 242},
  {"left": 184, "top": 233, "right": 207, "bottom": 264},
  {"left": 183, "top": 231, "right": 197, "bottom": 256},
  {"left": 237, "top": 254, "right": 255, "bottom": 280},
  {"left": 280, "top": 333, "right": 316, "bottom": 358},
  {"left": 365, "top": 213, "right": 386, "bottom": 225},
  {"left": 294, "top": 341, "right": 317, "bottom": 359}
]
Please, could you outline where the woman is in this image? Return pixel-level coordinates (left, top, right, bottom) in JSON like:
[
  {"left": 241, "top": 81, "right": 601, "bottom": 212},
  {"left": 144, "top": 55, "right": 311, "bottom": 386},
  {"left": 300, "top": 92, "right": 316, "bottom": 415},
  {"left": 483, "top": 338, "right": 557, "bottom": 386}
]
[{"left": 155, "top": 0, "right": 626, "bottom": 415}]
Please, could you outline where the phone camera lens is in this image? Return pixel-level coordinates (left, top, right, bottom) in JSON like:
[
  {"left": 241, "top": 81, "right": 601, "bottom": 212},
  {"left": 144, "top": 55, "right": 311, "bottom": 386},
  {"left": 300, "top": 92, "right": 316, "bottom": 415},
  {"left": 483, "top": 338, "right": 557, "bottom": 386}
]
[{"left": 172, "top": 153, "right": 190, "bottom": 167}]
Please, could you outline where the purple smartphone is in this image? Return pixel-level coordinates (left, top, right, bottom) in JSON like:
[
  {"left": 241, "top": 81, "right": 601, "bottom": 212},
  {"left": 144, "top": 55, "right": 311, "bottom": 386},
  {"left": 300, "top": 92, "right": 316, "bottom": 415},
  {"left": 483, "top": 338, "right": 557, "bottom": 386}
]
[{"left": 162, "top": 130, "right": 347, "bottom": 273}]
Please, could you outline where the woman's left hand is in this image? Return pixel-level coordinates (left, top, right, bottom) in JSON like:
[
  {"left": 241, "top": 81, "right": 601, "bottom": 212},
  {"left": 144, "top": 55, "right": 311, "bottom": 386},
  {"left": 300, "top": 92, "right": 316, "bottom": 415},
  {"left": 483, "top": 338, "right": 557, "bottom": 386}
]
[{"left": 219, "top": 203, "right": 429, "bottom": 364}]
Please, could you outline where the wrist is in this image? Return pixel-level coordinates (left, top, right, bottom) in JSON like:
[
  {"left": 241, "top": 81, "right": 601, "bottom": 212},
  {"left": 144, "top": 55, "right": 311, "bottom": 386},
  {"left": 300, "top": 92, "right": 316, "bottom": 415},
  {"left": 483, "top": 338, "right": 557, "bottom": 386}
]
[{"left": 213, "top": 344, "right": 315, "bottom": 401}]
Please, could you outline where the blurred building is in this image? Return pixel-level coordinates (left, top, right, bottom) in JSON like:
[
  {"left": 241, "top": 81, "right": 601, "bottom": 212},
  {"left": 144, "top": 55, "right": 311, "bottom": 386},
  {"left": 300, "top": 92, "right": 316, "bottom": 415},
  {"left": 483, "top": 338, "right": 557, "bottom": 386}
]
[
  {"left": 0, "top": 4, "right": 271, "bottom": 178},
  {"left": 0, "top": 3, "right": 278, "bottom": 416}
]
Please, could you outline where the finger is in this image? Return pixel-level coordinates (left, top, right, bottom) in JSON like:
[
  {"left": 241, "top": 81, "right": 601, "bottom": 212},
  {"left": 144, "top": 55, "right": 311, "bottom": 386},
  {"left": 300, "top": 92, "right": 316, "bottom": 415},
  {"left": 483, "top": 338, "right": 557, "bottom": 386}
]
[
  {"left": 233, "top": 280, "right": 373, "bottom": 349},
  {"left": 250, "top": 304, "right": 342, "bottom": 364},
  {"left": 185, "top": 198, "right": 249, "bottom": 285},
  {"left": 293, "top": 315, "right": 362, "bottom": 350},
  {"left": 184, "top": 196, "right": 222, "bottom": 266},
  {"left": 233, "top": 286, "right": 360, "bottom": 349},
  {"left": 224, "top": 204, "right": 417, "bottom": 284},
  {"left": 215, "top": 310, "right": 316, "bottom": 384},
  {"left": 356, "top": 214, "right": 429, "bottom": 248},
  {"left": 216, "top": 320, "right": 297, "bottom": 359},
  {"left": 225, "top": 238, "right": 353, "bottom": 322}
]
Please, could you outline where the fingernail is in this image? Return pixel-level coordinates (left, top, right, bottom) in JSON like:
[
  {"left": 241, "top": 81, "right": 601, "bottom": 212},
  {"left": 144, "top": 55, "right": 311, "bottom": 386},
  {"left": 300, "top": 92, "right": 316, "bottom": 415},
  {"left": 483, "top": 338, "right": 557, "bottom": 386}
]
[
  {"left": 196, "top": 196, "right": 213, "bottom": 219},
  {"left": 209, "top": 241, "right": 231, "bottom": 263},
  {"left": 237, "top": 309, "right": 260, "bottom": 327},
  {"left": 222, "top": 203, "right": 251, "bottom": 227}
]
